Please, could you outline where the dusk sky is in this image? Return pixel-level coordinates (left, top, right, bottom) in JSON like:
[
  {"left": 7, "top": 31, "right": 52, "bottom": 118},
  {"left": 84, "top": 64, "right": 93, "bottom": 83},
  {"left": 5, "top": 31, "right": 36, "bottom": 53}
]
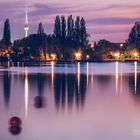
[{"left": 0, "top": 0, "right": 140, "bottom": 42}]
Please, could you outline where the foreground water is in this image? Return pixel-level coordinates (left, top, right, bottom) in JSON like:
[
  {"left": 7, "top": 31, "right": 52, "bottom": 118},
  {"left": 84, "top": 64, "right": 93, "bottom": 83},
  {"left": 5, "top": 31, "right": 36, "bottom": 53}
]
[{"left": 0, "top": 62, "right": 140, "bottom": 140}]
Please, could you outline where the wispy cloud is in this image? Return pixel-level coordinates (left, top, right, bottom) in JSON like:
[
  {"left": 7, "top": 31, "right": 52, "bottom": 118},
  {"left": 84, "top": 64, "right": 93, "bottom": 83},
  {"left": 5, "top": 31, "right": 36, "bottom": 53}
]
[
  {"left": 88, "top": 17, "right": 140, "bottom": 25},
  {"left": 0, "top": 0, "right": 140, "bottom": 42}
]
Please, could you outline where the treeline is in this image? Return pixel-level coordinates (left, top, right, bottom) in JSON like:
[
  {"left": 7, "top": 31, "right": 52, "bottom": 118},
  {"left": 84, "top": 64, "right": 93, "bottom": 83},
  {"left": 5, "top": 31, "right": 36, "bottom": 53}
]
[
  {"left": 0, "top": 15, "right": 140, "bottom": 62},
  {"left": 54, "top": 15, "right": 88, "bottom": 46},
  {"left": 93, "top": 21, "right": 140, "bottom": 61},
  {"left": 0, "top": 15, "right": 89, "bottom": 61}
]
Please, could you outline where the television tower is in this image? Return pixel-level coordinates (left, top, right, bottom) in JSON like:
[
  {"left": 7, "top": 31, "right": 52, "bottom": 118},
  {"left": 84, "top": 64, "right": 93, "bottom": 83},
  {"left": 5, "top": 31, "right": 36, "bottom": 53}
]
[{"left": 24, "top": 8, "right": 29, "bottom": 37}]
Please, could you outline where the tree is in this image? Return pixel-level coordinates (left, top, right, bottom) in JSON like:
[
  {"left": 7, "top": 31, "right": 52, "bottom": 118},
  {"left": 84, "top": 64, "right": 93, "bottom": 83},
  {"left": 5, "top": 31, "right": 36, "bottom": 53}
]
[
  {"left": 67, "top": 15, "right": 74, "bottom": 39},
  {"left": 71, "top": 19, "right": 74, "bottom": 40},
  {"left": 2, "top": 19, "right": 11, "bottom": 46},
  {"left": 37, "top": 22, "right": 44, "bottom": 35},
  {"left": 54, "top": 16, "right": 61, "bottom": 38},
  {"left": 80, "top": 17, "right": 87, "bottom": 46},
  {"left": 61, "top": 16, "right": 66, "bottom": 39},
  {"left": 75, "top": 16, "right": 80, "bottom": 42},
  {"left": 128, "top": 22, "right": 140, "bottom": 47}
]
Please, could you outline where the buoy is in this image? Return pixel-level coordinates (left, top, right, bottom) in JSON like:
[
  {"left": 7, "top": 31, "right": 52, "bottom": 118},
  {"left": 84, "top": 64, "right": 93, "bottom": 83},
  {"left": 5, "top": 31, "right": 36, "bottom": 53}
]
[
  {"left": 9, "top": 117, "right": 22, "bottom": 126},
  {"left": 9, "top": 126, "right": 22, "bottom": 135},
  {"left": 34, "top": 96, "right": 45, "bottom": 108}
]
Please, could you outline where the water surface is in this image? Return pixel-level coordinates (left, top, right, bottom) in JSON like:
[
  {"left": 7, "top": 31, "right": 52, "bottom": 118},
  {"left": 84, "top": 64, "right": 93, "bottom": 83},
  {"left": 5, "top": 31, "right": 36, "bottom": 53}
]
[{"left": 0, "top": 62, "right": 140, "bottom": 140}]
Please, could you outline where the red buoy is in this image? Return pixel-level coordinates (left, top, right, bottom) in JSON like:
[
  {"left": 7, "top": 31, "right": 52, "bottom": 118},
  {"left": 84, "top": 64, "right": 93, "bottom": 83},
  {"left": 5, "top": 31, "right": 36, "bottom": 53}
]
[{"left": 9, "top": 117, "right": 22, "bottom": 126}]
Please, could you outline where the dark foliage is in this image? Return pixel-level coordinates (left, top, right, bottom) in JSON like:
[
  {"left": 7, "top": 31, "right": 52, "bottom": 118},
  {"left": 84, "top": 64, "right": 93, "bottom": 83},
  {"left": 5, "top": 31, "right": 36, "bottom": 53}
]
[
  {"left": 0, "top": 15, "right": 89, "bottom": 61},
  {"left": 2, "top": 19, "right": 11, "bottom": 46},
  {"left": 128, "top": 22, "right": 140, "bottom": 48}
]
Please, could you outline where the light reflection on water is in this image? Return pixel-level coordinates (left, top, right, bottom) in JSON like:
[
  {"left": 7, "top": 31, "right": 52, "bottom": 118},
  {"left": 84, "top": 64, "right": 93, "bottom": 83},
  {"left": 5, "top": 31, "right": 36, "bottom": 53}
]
[
  {"left": 115, "top": 62, "right": 119, "bottom": 94},
  {"left": 77, "top": 62, "right": 80, "bottom": 94},
  {"left": 135, "top": 62, "right": 138, "bottom": 94},
  {"left": 51, "top": 61, "right": 54, "bottom": 89},
  {"left": 24, "top": 68, "right": 29, "bottom": 118},
  {"left": 0, "top": 62, "right": 140, "bottom": 140}
]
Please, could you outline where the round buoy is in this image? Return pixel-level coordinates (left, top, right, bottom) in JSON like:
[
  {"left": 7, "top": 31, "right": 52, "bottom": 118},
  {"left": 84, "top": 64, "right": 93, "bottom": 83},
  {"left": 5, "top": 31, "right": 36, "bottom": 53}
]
[
  {"left": 34, "top": 96, "right": 45, "bottom": 108},
  {"left": 9, "top": 117, "right": 22, "bottom": 126},
  {"left": 9, "top": 126, "right": 22, "bottom": 135}
]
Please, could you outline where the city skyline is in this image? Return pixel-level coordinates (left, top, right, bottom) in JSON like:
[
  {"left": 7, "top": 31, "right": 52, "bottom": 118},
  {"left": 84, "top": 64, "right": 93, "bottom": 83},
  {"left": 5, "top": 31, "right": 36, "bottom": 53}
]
[{"left": 0, "top": 0, "right": 140, "bottom": 42}]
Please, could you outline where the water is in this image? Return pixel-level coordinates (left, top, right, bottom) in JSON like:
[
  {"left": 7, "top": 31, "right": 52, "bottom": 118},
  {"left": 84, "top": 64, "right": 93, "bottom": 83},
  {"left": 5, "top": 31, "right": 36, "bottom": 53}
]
[{"left": 0, "top": 62, "right": 140, "bottom": 140}]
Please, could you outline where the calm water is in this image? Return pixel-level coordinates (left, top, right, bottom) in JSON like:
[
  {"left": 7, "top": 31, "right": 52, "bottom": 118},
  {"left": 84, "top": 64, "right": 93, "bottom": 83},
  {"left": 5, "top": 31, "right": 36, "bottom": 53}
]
[{"left": 0, "top": 62, "right": 140, "bottom": 140}]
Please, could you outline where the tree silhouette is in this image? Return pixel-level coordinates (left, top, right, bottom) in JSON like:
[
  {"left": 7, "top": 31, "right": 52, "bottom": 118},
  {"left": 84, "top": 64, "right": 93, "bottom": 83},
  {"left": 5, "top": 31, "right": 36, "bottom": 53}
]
[
  {"left": 54, "top": 16, "right": 61, "bottom": 38},
  {"left": 75, "top": 16, "right": 81, "bottom": 42},
  {"left": 37, "top": 22, "right": 44, "bottom": 35},
  {"left": 80, "top": 17, "right": 87, "bottom": 46},
  {"left": 128, "top": 22, "right": 140, "bottom": 49},
  {"left": 2, "top": 19, "right": 11, "bottom": 46},
  {"left": 4, "top": 15, "right": 90, "bottom": 62},
  {"left": 67, "top": 15, "right": 74, "bottom": 39},
  {"left": 61, "top": 16, "right": 66, "bottom": 39}
]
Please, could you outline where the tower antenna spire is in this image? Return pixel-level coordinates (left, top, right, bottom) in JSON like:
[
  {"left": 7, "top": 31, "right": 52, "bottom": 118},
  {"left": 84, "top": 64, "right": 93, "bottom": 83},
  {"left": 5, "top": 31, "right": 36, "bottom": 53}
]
[
  {"left": 24, "top": 7, "right": 29, "bottom": 37},
  {"left": 25, "top": 8, "right": 28, "bottom": 24}
]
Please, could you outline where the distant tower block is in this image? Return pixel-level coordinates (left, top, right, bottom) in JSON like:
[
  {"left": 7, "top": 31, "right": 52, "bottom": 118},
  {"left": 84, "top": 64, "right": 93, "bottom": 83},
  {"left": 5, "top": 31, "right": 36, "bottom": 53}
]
[{"left": 24, "top": 8, "right": 29, "bottom": 37}]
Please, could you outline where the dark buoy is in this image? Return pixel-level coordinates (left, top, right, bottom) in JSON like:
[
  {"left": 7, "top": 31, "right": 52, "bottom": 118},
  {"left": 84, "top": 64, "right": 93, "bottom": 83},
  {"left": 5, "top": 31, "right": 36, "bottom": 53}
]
[
  {"left": 9, "top": 116, "right": 22, "bottom": 135},
  {"left": 9, "top": 126, "right": 22, "bottom": 135},
  {"left": 34, "top": 96, "right": 45, "bottom": 108},
  {"left": 9, "top": 117, "right": 22, "bottom": 126}
]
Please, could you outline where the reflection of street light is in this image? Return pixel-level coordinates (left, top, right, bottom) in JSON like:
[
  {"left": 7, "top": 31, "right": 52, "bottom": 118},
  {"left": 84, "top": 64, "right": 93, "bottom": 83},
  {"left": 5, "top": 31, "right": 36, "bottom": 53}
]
[{"left": 75, "top": 52, "right": 82, "bottom": 60}]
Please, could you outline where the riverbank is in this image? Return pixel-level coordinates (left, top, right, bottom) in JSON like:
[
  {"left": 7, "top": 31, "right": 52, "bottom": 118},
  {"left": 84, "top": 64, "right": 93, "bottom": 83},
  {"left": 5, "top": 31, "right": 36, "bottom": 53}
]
[{"left": 0, "top": 59, "right": 140, "bottom": 67}]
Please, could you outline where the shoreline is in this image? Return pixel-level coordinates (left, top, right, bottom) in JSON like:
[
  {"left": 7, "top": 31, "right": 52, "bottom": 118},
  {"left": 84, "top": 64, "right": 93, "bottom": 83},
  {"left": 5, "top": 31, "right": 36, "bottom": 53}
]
[{"left": 0, "top": 59, "right": 139, "bottom": 67}]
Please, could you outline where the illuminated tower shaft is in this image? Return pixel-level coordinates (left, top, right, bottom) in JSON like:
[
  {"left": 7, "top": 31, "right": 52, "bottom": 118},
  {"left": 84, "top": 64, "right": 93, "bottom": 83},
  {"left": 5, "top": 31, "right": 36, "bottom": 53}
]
[{"left": 24, "top": 9, "right": 29, "bottom": 37}]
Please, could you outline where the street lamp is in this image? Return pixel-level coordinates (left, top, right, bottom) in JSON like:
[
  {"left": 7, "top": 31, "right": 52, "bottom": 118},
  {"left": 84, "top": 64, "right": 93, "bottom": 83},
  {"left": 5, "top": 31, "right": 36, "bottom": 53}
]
[
  {"left": 75, "top": 52, "right": 82, "bottom": 61},
  {"left": 120, "top": 43, "right": 124, "bottom": 48},
  {"left": 134, "top": 52, "right": 138, "bottom": 57},
  {"left": 114, "top": 53, "right": 120, "bottom": 57},
  {"left": 134, "top": 52, "right": 139, "bottom": 60},
  {"left": 50, "top": 54, "right": 57, "bottom": 60},
  {"left": 86, "top": 55, "right": 90, "bottom": 60},
  {"left": 114, "top": 52, "right": 120, "bottom": 60}
]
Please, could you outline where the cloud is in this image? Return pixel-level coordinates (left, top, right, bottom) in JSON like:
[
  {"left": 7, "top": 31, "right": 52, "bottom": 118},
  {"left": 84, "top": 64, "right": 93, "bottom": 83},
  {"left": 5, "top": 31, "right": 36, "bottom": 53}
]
[
  {"left": 87, "top": 17, "right": 140, "bottom": 25},
  {"left": 0, "top": 0, "right": 140, "bottom": 42}
]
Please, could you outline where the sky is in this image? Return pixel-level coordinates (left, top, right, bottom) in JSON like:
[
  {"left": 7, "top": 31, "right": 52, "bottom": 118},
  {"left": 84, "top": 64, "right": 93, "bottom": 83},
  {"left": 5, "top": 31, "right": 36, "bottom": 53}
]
[{"left": 0, "top": 0, "right": 140, "bottom": 42}]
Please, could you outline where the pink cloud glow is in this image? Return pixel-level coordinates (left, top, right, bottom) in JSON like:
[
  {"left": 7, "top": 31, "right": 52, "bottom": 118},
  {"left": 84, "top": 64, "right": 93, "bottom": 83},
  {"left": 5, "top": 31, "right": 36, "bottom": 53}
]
[{"left": 0, "top": 0, "right": 140, "bottom": 42}]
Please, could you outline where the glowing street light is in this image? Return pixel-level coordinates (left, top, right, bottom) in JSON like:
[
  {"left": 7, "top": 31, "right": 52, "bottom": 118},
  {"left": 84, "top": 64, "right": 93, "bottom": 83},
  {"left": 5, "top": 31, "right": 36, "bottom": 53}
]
[
  {"left": 50, "top": 54, "right": 57, "bottom": 60},
  {"left": 134, "top": 52, "right": 138, "bottom": 58},
  {"left": 88, "top": 44, "right": 94, "bottom": 49},
  {"left": 114, "top": 52, "right": 120, "bottom": 57},
  {"left": 86, "top": 55, "right": 90, "bottom": 60},
  {"left": 120, "top": 43, "right": 124, "bottom": 48},
  {"left": 75, "top": 52, "right": 82, "bottom": 60},
  {"left": 114, "top": 52, "right": 120, "bottom": 60}
]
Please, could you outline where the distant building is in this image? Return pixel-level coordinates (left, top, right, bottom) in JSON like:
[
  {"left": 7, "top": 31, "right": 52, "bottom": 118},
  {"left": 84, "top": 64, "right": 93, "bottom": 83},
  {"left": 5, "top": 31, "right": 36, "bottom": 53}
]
[{"left": 24, "top": 8, "right": 29, "bottom": 38}]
